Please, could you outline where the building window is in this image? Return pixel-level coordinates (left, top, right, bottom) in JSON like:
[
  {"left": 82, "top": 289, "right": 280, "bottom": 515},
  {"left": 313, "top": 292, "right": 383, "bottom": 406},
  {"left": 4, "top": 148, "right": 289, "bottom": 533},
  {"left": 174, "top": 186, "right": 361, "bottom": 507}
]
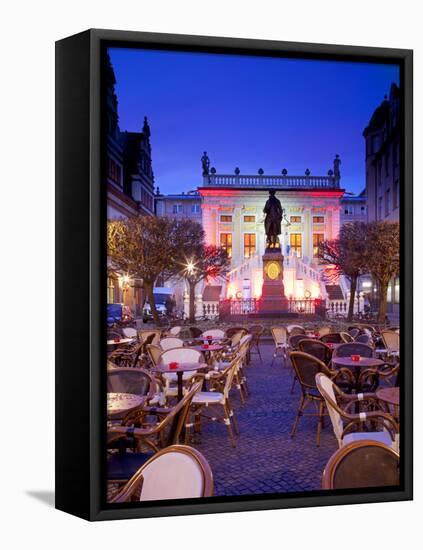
[
  {"left": 371, "top": 134, "right": 381, "bottom": 154},
  {"left": 385, "top": 188, "right": 390, "bottom": 216},
  {"left": 290, "top": 216, "right": 302, "bottom": 223},
  {"left": 244, "top": 215, "right": 255, "bottom": 223},
  {"left": 378, "top": 197, "right": 383, "bottom": 220},
  {"left": 220, "top": 215, "right": 232, "bottom": 223},
  {"left": 191, "top": 204, "right": 200, "bottom": 213},
  {"left": 243, "top": 233, "right": 256, "bottom": 258},
  {"left": 220, "top": 233, "right": 232, "bottom": 258},
  {"left": 394, "top": 180, "right": 399, "bottom": 210},
  {"left": 108, "top": 157, "right": 122, "bottom": 186},
  {"left": 312, "top": 216, "right": 324, "bottom": 223},
  {"left": 290, "top": 233, "right": 302, "bottom": 257},
  {"left": 394, "top": 276, "right": 400, "bottom": 303},
  {"left": 172, "top": 204, "right": 183, "bottom": 214},
  {"left": 313, "top": 233, "right": 324, "bottom": 258}
]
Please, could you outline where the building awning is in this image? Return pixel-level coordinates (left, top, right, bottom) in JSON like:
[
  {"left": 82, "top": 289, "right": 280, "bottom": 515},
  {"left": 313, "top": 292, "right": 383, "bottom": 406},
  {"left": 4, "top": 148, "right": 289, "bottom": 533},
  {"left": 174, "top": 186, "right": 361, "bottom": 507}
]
[{"left": 202, "top": 285, "right": 222, "bottom": 302}]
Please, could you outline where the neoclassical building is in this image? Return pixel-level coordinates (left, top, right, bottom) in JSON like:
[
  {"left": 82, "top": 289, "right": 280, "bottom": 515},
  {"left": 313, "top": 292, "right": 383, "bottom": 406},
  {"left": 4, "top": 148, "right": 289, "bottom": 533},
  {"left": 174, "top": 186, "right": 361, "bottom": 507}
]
[{"left": 199, "top": 158, "right": 344, "bottom": 303}]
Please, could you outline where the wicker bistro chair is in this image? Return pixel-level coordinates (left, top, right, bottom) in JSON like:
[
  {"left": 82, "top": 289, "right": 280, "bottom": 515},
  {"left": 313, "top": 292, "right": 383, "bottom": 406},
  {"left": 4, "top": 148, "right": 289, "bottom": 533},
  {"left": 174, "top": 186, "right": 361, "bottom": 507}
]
[
  {"left": 333, "top": 342, "right": 375, "bottom": 359},
  {"left": 248, "top": 324, "right": 265, "bottom": 361},
  {"left": 211, "top": 335, "right": 251, "bottom": 402},
  {"left": 159, "top": 337, "right": 184, "bottom": 351},
  {"left": 159, "top": 347, "right": 203, "bottom": 400},
  {"left": 138, "top": 329, "right": 161, "bottom": 347},
  {"left": 348, "top": 328, "right": 360, "bottom": 339},
  {"left": 298, "top": 338, "right": 333, "bottom": 366},
  {"left": 107, "top": 382, "right": 203, "bottom": 488},
  {"left": 110, "top": 444, "right": 213, "bottom": 503},
  {"left": 315, "top": 373, "right": 399, "bottom": 451},
  {"left": 317, "top": 326, "right": 332, "bottom": 338},
  {"left": 188, "top": 359, "right": 240, "bottom": 447},
  {"left": 355, "top": 334, "right": 373, "bottom": 345},
  {"left": 322, "top": 440, "right": 400, "bottom": 490},
  {"left": 122, "top": 327, "right": 138, "bottom": 339},
  {"left": 289, "top": 351, "right": 354, "bottom": 446},
  {"left": 381, "top": 330, "right": 400, "bottom": 356},
  {"left": 229, "top": 330, "right": 247, "bottom": 349},
  {"left": 320, "top": 332, "right": 347, "bottom": 344},
  {"left": 270, "top": 326, "right": 288, "bottom": 366},
  {"left": 288, "top": 326, "right": 306, "bottom": 336},
  {"left": 359, "top": 357, "right": 400, "bottom": 391},
  {"left": 189, "top": 326, "right": 203, "bottom": 339},
  {"left": 201, "top": 329, "right": 225, "bottom": 340},
  {"left": 108, "top": 341, "right": 143, "bottom": 369},
  {"left": 225, "top": 326, "right": 248, "bottom": 339}
]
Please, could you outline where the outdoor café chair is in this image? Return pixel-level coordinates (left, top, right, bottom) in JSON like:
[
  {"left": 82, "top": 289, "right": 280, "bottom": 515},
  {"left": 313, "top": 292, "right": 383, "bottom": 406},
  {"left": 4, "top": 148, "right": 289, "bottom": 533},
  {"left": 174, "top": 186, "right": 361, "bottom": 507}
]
[
  {"left": 381, "top": 330, "right": 400, "bottom": 356},
  {"left": 169, "top": 325, "right": 182, "bottom": 337},
  {"left": 288, "top": 333, "right": 307, "bottom": 350},
  {"left": 107, "top": 367, "right": 157, "bottom": 403},
  {"left": 189, "top": 326, "right": 203, "bottom": 339},
  {"left": 288, "top": 325, "right": 306, "bottom": 336},
  {"left": 270, "top": 326, "right": 288, "bottom": 366},
  {"left": 138, "top": 329, "right": 161, "bottom": 346},
  {"left": 188, "top": 359, "right": 240, "bottom": 447},
  {"left": 248, "top": 324, "right": 265, "bottom": 361},
  {"left": 320, "top": 332, "right": 345, "bottom": 344},
  {"left": 289, "top": 351, "right": 353, "bottom": 446},
  {"left": 225, "top": 326, "right": 248, "bottom": 339},
  {"left": 348, "top": 328, "right": 360, "bottom": 339},
  {"left": 109, "top": 444, "right": 213, "bottom": 503},
  {"left": 332, "top": 342, "right": 375, "bottom": 359},
  {"left": 229, "top": 329, "right": 248, "bottom": 348},
  {"left": 159, "top": 337, "right": 184, "bottom": 351},
  {"left": 355, "top": 333, "right": 373, "bottom": 345},
  {"left": 201, "top": 328, "right": 225, "bottom": 340},
  {"left": 107, "top": 382, "right": 202, "bottom": 488},
  {"left": 315, "top": 373, "right": 399, "bottom": 451},
  {"left": 322, "top": 440, "right": 400, "bottom": 490},
  {"left": 317, "top": 326, "right": 332, "bottom": 337},
  {"left": 298, "top": 338, "right": 333, "bottom": 366},
  {"left": 122, "top": 327, "right": 138, "bottom": 339},
  {"left": 340, "top": 331, "right": 354, "bottom": 342}
]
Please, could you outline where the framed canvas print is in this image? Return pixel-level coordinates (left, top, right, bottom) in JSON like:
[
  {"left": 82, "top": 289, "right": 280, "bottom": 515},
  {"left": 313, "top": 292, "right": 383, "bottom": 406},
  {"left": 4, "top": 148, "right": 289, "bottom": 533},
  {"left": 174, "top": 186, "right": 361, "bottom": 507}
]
[{"left": 55, "top": 29, "right": 413, "bottom": 521}]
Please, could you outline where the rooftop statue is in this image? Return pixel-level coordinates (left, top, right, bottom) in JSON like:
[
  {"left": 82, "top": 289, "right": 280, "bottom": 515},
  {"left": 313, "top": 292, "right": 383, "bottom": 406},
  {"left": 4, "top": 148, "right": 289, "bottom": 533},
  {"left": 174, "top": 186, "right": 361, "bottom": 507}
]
[
  {"left": 263, "top": 190, "right": 283, "bottom": 249},
  {"left": 201, "top": 151, "right": 210, "bottom": 176}
]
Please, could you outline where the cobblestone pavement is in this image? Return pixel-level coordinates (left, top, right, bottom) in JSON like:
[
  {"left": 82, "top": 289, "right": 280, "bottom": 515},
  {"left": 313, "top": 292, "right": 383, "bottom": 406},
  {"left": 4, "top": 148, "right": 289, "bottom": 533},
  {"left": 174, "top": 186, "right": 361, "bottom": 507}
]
[{"left": 190, "top": 341, "right": 338, "bottom": 497}]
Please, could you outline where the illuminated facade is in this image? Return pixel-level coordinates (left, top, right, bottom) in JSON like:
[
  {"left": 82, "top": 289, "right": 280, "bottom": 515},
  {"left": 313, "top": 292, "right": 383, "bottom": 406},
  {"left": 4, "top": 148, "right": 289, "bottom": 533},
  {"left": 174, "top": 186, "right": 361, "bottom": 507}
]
[{"left": 199, "top": 157, "right": 344, "bottom": 303}]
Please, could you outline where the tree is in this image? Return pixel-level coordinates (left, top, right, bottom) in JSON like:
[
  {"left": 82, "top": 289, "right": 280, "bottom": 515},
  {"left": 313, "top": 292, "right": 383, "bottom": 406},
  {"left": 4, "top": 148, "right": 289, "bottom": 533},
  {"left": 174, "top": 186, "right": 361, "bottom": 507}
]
[
  {"left": 180, "top": 244, "right": 230, "bottom": 323},
  {"left": 318, "top": 222, "right": 367, "bottom": 321},
  {"left": 363, "top": 221, "right": 400, "bottom": 323},
  {"left": 107, "top": 215, "right": 177, "bottom": 325}
]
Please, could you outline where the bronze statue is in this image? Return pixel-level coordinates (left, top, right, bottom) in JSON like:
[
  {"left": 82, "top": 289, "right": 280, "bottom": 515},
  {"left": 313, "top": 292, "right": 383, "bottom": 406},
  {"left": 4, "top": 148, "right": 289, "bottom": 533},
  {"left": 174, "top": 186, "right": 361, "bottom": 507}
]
[
  {"left": 201, "top": 151, "right": 210, "bottom": 176},
  {"left": 263, "top": 189, "right": 283, "bottom": 249}
]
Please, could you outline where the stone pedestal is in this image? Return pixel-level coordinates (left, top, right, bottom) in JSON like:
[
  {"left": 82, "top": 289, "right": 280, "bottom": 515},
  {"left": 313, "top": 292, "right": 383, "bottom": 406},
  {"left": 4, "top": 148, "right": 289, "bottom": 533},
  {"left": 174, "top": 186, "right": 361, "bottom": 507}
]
[{"left": 258, "top": 248, "right": 289, "bottom": 314}]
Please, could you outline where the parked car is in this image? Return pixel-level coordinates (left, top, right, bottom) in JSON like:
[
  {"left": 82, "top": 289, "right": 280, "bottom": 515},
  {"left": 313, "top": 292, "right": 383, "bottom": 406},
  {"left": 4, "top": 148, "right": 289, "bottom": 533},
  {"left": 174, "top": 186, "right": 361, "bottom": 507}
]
[
  {"left": 107, "top": 303, "right": 134, "bottom": 327},
  {"left": 143, "top": 287, "right": 175, "bottom": 319}
]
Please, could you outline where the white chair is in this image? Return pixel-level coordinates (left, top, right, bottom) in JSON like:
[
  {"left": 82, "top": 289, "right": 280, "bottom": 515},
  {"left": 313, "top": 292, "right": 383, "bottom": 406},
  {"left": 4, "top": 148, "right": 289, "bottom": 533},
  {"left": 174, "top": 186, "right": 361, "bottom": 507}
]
[
  {"left": 315, "top": 373, "right": 399, "bottom": 451},
  {"left": 110, "top": 445, "right": 213, "bottom": 502},
  {"left": 160, "top": 347, "right": 203, "bottom": 397},
  {"left": 169, "top": 325, "right": 182, "bottom": 337},
  {"left": 201, "top": 329, "right": 225, "bottom": 340},
  {"left": 189, "top": 360, "right": 239, "bottom": 447},
  {"left": 270, "top": 326, "right": 288, "bottom": 366},
  {"left": 287, "top": 324, "right": 306, "bottom": 335},
  {"left": 122, "top": 327, "right": 137, "bottom": 339},
  {"left": 160, "top": 337, "right": 184, "bottom": 351}
]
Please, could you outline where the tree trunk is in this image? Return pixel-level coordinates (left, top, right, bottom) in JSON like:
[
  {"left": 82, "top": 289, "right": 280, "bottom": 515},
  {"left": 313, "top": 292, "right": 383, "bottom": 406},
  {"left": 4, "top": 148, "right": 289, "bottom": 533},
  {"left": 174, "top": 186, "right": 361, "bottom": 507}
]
[
  {"left": 144, "top": 280, "right": 161, "bottom": 326},
  {"left": 347, "top": 276, "right": 357, "bottom": 322},
  {"left": 188, "top": 280, "right": 197, "bottom": 323},
  {"left": 378, "top": 280, "right": 389, "bottom": 325}
]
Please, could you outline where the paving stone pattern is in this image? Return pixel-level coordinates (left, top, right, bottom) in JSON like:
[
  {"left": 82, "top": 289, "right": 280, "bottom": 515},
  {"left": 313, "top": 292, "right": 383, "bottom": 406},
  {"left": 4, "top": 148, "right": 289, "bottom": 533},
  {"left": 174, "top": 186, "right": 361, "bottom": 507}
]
[{"left": 190, "top": 342, "right": 337, "bottom": 497}]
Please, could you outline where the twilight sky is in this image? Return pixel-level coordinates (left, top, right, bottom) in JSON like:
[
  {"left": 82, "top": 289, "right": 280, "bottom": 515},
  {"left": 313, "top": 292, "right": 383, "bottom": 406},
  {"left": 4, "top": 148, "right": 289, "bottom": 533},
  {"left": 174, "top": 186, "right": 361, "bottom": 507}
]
[{"left": 108, "top": 47, "right": 399, "bottom": 195}]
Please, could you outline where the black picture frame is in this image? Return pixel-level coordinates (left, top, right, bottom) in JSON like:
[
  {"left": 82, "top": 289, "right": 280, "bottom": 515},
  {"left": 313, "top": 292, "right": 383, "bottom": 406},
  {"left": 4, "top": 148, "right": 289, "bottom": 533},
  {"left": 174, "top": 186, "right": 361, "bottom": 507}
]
[{"left": 55, "top": 28, "right": 413, "bottom": 521}]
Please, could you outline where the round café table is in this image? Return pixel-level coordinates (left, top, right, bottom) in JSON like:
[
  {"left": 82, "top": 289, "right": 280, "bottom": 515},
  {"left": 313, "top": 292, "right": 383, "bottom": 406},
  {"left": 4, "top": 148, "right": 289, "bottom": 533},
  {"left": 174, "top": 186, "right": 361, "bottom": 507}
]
[
  {"left": 107, "top": 392, "right": 145, "bottom": 418},
  {"left": 154, "top": 362, "right": 208, "bottom": 401},
  {"left": 332, "top": 356, "right": 384, "bottom": 393},
  {"left": 107, "top": 338, "right": 134, "bottom": 352},
  {"left": 188, "top": 344, "right": 225, "bottom": 365}
]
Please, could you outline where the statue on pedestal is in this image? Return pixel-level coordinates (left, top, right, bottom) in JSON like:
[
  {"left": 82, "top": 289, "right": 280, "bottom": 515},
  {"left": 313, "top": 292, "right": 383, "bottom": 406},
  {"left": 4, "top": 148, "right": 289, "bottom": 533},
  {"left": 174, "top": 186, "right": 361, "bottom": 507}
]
[{"left": 263, "top": 189, "right": 283, "bottom": 249}]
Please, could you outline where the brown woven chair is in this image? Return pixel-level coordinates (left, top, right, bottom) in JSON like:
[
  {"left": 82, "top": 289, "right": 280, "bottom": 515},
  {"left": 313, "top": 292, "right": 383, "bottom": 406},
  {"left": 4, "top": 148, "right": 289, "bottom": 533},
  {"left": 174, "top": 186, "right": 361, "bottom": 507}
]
[
  {"left": 381, "top": 330, "right": 400, "bottom": 355},
  {"left": 320, "top": 332, "right": 345, "bottom": 344},
  {"left": 333, "top": 342, "right": 375, "bottom": 359},
  {"left": 322, "top": 440, "right": 400, "bottom": 490},
  {"left": 107, "top": 381, "right": 203, "bottom": 485},
  {"left": 189, "top": 326, "right": 203, "bottom": 339},
  {"left": 289, "top": 326, "right": 306, "bottom": 336},
  {"left": 298, "top": 338, "right": 332, "bottom": 366},
  {"left": 138, "top": 329, "right": 161, "bottom": 346},
  {"left": 288, "top": 334, "right": 307, "bottom": 350},
  {"left": 248, "top": 324, "right": 264, "bottom": 361},
  {"left": 315, "top": 373, "right": 399, "bottom": 451},
  {"left": 225, "top": 326, "right": 248, "bottom": 339},
  {"left": 110, "top": 444, "right": 213, "bottom": 503},
  {"left": 355, "top": 333, "right": 373, "bottom": 345},
  {"left": 348, "top": 328, "right": 360, "bottom": 339},
  {"left": 289, "top": 351, "right": 353, "bottom": 446}
]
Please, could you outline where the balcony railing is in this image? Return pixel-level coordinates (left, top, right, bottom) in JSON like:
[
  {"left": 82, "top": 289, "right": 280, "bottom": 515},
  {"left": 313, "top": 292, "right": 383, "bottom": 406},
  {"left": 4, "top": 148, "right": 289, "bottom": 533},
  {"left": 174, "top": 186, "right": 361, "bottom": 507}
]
[
  {"left": 219, "top": 297, "right": 324, "bottom": 318},
  {"left": 203, "top": 173, "right": 340, "bottom": 189}
]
